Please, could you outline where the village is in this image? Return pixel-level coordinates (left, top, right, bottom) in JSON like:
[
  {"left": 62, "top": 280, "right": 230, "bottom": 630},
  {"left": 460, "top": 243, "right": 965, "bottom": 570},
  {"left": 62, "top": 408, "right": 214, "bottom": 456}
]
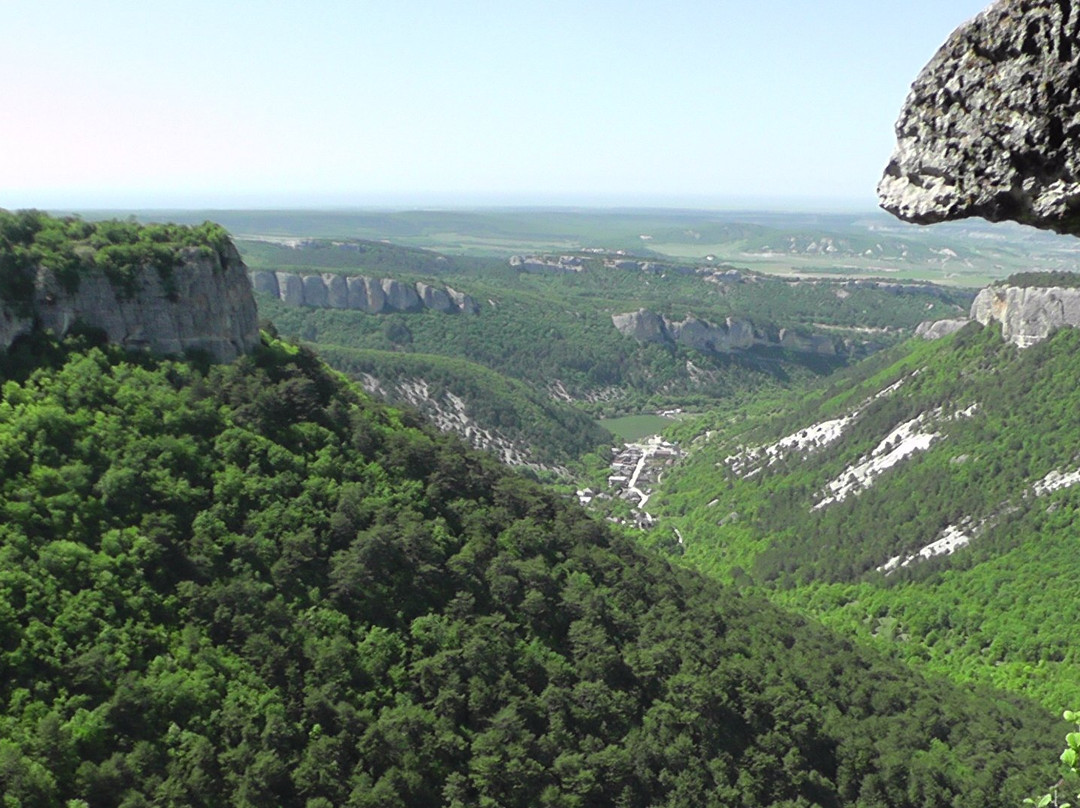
[{"left": 577, "top": 435, "right": 683, "bottom": 529}]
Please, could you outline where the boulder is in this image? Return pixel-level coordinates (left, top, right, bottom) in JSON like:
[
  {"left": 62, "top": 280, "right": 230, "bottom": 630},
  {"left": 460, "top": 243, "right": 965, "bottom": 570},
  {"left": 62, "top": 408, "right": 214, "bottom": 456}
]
[{"left": 878, "top": 0, "right": 1080, "bottom": 235}]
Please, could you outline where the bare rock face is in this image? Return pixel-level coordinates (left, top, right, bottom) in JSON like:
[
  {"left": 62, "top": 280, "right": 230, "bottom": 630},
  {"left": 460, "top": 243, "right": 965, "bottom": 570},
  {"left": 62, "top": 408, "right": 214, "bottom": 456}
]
[
  {"left": 380, "top": 279, "right": 423, "bottom": 312},
  {"left": 277, "top": 273, "right": 305, "bottom": 306},
  {"left": 346, "top": 277, "right": 369, "bottom": 311},
  {"left": 612, "top": 309, "right": 838, "bottom": 356},
  {"left": 447, "top": 287, "right": 479, "bottom": 315},
  {"left": 779, "top": 328, "right": 838, "bottom": 355},
  {"left": 251, "top": 270, "right": 479, "bottom": 316},
  {"left": 878, "top": 0, "right": 1080, "bottom": 234},
  {"left": 251, "top": 270, "right": 280, "bottom": 298},
  {"left": 914, "top": 318, "right": 970, "bottom": 340},
  {"left": 416, "top": 282, "right": 455, "bottom": 313},
  {"left": 970, "top": 285, "right": 1080, "bottom": 345},
  {"left": 27, "top": 242, "right": 259, "bottom": 362},
  {"left": 302, "top": 275, "right": 329, "bottom": 308},
  {"left": 612, "top": 310, "right": 668, "bottom": 344},
  {"left": 325, "top": 274, "right": 349, "bottom": 309}
]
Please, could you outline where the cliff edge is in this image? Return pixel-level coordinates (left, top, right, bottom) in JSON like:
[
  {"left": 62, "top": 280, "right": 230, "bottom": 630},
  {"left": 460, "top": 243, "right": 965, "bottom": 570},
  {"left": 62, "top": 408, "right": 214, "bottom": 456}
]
[{"left": 0, "top": 212, "right": 259, "bottom": 362}]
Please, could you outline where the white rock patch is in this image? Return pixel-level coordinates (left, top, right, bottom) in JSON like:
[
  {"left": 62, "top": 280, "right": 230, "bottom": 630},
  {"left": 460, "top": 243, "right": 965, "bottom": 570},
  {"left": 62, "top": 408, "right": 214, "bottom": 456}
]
[
  {"left": 724, "top": 374, "right": 914, "bottom": 478},
  {"left": 878, "top": 524, "right": 973, "bottom": 573},
  {"left": 814, "top": 416, "right": 940, "bottom": 509},
  {"left": 813, "top": 403, "right": 977, "bottom": 510},
  {"left": 1033, "top": 468, "right": 1080, "bottom": 496}
]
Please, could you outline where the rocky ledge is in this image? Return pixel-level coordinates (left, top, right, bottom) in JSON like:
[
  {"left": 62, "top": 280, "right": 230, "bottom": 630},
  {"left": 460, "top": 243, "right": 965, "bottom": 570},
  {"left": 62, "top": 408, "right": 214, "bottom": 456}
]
[
  {"left": 1, "top": 242, "right": 259, "bottom": 362},
  {"left": 612, "top": 309, "right": 838, "bottom": 356},
  {"left": 878, "top": 0, "right": 1080, "bottom": 235},
  {"left": 251, "top": 271, "right": 478, "bottom": 315}
]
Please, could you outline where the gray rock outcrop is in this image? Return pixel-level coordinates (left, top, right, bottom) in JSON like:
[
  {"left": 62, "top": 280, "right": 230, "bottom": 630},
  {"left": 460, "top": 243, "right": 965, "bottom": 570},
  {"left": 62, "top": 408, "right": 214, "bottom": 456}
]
[
  {"left": 970, "top": 285, "right": 1080, "bottom": 346},
  {"left": 878, "top": 0, "right": 1080, "bottom": 235},
  {"left": 380, "top": 279, "right": 423, "bottom": 312},
  {"left": 612, "top": 310, "right": 839, "bottom": 356},
  {"left": 249, "top": 270, "right": 478, "bottom": 315},
  {"left": 302, "top": 275, "right": 329, "bottom": 308},
  {"left": 914, "top": 318, "right": 970, "bottom": 340},
  {"left": 5, "top": 243, "right": 260, "bottom": 362},
  {"left": 611, "top": 310, "right": 668, "bottom": 344},
  {"left": 326, "top": 274, "right": 349, "bottom": 309},
  {"left": 346, "top": 276, "right": 369, "bottom": 311},
  {"left": 416, "top": 282, "right": 454, "bottom": 313}
]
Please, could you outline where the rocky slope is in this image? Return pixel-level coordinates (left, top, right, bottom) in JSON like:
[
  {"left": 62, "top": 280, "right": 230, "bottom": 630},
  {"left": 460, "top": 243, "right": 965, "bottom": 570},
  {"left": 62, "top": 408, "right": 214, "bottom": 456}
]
[
  {"left": 878, "top": 0, "right": 1080, "bottom": 235},
  {"left": 250, "top": 270, "right": 478, "bottom": 314}
]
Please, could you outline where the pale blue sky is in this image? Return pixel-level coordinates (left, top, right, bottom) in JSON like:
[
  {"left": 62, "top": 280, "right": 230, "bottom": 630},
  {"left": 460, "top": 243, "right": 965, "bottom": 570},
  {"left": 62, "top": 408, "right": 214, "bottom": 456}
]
[{"left": 1, "top": 1, "right": 990, "bottom": 210}]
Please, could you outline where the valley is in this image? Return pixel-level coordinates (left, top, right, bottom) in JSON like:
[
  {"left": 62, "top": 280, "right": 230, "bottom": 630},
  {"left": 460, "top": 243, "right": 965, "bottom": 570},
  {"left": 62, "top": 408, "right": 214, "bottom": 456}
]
[
  {"left": 16, "top": 0, "right": 1080, "bottom": 806},
  {"left": 205, "top": 203, "right": 1080, "bottom": 719}
]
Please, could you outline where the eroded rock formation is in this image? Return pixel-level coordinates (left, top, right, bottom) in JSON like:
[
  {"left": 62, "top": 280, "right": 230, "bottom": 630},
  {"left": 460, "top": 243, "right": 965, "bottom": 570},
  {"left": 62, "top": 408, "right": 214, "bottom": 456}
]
[
  {"left": 250, "top": 271, "right": 477, "bottom": 315},
  {"left": 612, "top": 309, "right": 838, "bottom": 356},
  {"left": 2, "top": 243, "right": 259, "bottom": 362},
  {"left": 878, "top": 0, "right": 1080, "bottom": 235},
  {"left": 970, "top": 285, "right": 1080, "bottom": 346},
  {"left": 914, "top": 318, "right": 970, "bottom": 340}
]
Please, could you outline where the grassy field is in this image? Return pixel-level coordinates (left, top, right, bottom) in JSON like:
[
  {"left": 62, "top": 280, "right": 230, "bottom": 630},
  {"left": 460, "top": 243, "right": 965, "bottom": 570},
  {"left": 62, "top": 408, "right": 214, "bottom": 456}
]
[
  {"left": 599, "top": 414, "right": 676, "bottom": 442},
  {"left": 116, "top": 207, "right": 1080, "bottom": 288}
]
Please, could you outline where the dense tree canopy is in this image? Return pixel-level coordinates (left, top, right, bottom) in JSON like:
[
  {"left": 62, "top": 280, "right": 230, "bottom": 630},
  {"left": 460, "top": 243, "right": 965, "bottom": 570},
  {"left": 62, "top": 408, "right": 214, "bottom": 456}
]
[{"left": 0, "top": 333, "right": 1061, "bottom": 807}]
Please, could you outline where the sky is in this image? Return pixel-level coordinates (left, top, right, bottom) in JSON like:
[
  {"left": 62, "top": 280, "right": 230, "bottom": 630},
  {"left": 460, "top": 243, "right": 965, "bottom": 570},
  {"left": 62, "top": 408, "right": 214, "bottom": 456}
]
[{"left": 1, "top": 0, "right": 992, "bottom": 211}]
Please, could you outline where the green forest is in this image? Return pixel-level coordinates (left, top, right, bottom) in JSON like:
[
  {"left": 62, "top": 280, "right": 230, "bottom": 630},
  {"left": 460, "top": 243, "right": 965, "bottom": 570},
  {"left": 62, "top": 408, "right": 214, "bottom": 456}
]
[
  {"left": 652, "top": 323, "right": 1080, "bottom": 711},
  {"left": 0, "top": 331, "right": 1065, "bottom": 807},
  {"left": 244, "top": 235, "right": 975, "bottom": 468},
  {"left": 5, "top": 212, "right": 1080, "bottom": 807}
]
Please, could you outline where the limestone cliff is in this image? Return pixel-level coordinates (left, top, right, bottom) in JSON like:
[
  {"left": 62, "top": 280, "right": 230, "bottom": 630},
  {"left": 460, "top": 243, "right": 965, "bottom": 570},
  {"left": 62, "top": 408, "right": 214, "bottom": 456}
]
[
  {"left": 970, "top": 285, "right": 1080, "bottom": 346},
  {"left": 251, "top": 270, "right": 478, "bottom": 315},
  {"left": 3, "top": 242, "right": 259, "bottom": 362},
  {"left": 612, "top": 309, "right": 838, "bottom": 356},
  {"left": 878, "top": 0, "right": 1080, "bottom": 235},
  {"left": 914, "top": 318, "right": 969, "bottom": 340}
]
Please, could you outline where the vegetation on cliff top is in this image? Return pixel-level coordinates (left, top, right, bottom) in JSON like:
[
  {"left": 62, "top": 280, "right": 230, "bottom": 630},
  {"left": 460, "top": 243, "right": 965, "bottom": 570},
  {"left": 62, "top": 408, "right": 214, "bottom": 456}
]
[
  {"left": 999, "top": 270, "right": 1080, "bottom": 289},
  {"left": 0, "top": 210, "right": 231, "bottom": 303}
]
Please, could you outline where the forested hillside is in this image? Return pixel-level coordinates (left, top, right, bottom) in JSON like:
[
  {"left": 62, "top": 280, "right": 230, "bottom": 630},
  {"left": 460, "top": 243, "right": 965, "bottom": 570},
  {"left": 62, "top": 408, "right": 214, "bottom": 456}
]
[
  {"left": 315, "top": 345, "right": 611, "bottom": 471},
  {"left": 654, "top": 321, "right": 1080, "bottom": 709},
  {"left": 242, "top": 235, "right": 974, "bottom": 466},
  {"left": 0, "top": 332, "right": 1063, "bottom": 807}
]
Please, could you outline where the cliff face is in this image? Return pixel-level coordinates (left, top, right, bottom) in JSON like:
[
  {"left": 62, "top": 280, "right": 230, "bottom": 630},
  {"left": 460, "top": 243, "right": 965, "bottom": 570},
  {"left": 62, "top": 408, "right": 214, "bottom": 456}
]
[
  {"left": 970, "top": 285, "right": 1080, "bottom": 346},
  {"left": 251, "top": 270, "right": 478, "bottom": 315},
  {"left": 878, "top": 0, "right": 1080, "bottom": 235},
  {"left": 612, "top": 309, "right": 838, "bottom": 356},
  {"left": 4, "top": 242, "right": 260, "bottom": 362}
]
